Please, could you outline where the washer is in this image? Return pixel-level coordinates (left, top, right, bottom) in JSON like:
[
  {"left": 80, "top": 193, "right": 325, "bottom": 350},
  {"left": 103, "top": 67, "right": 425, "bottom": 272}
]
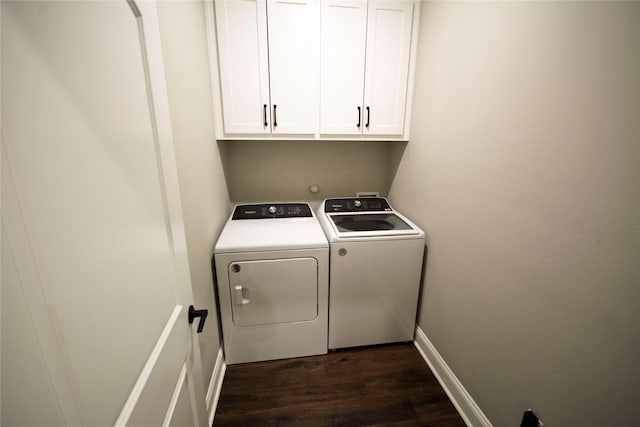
[
  {"left": 214, "top": 203, "right": 328, "bottom": 364},
  {"left": 317, "top": 197, "right": 425, "bottom": 350}
]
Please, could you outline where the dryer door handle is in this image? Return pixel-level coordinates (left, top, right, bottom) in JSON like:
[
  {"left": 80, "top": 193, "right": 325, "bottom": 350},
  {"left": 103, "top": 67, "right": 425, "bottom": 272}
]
[{"left": 234, "top": 285, "right": 250, "bottom": 305}]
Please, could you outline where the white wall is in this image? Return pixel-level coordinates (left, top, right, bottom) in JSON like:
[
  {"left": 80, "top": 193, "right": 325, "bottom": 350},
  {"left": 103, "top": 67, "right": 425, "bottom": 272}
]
[
  {"left": 389, "top": 2, "right": 640, "bottom": 425},
  {"left": 156, "top": 0, "right": 230, "bottom": 393}
]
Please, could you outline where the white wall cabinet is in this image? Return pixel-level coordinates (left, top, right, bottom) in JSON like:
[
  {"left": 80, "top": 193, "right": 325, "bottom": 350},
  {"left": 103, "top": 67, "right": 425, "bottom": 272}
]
[
  {"left": 320, "top": 0, "right": 415, "bottom": 138},
  {"left": 214, "top": 0, "right": 318, "bottom": 137},
  {"left": 207, "top": 0, "right": 418, "bottom": 140}
]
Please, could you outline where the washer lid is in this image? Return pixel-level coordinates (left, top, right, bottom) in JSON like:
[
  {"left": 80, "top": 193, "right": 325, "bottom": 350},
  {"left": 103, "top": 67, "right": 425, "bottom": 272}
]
[
  {"left": 326, "top": 211, "right": 423, "bottom": 239},
  {"left": 331, "top": 213, "right": 413, "bottom": 232},
  {"left": 215, "top": 204, "right": 328, "bottom": 253}
]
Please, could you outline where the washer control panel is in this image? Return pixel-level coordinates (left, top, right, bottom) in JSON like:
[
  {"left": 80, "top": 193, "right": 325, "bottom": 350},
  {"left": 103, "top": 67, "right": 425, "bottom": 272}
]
[
  {"left": 232, "top": 203, "right": 313, "bottom": 219},
  {"left": 324, "top": 198, "right": 392, "bottom": 213}
]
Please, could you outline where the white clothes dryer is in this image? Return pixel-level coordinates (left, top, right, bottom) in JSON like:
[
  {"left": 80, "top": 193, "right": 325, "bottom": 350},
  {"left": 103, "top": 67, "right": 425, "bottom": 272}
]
[
  {"left": 317, "top": 198, "right": 425, "bottom": 350},
  {"left": 214, "top": 203, "right": 329, "bottom": 364}
]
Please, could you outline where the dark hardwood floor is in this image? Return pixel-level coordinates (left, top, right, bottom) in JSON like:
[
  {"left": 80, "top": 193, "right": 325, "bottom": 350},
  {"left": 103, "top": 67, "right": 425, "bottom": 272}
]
[{"left": 213, "top": 343, "right": 466, "bottom": 426}]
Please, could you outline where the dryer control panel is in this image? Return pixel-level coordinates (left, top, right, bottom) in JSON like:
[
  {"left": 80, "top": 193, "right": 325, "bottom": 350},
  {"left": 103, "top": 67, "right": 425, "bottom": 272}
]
[
  {"left": 324, "top": 198, "right": 392, "bottom": 213},
  {"left": 233, "top": 203, "right": 312, "bottom": 219}
]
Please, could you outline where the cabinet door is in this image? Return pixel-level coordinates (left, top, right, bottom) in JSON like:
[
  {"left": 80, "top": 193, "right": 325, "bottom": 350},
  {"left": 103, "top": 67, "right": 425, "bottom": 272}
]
[
  {"left": 320, "top": 0, "right": 367, "bottom": 135},
  {"left": 215, "top": 0, "right": 271, "bottom": 135},
  {"left": 267, "top": 0, "right": 318, "bottom": 135},
  {"left": 363, "top": 0, "right": 413, "bottom": 136}
]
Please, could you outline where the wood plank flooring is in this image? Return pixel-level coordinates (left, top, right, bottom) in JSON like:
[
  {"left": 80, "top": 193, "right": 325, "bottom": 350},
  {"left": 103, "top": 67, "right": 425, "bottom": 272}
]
[{"left": 213, "top": 343, "right": 466, "bottom": 426}]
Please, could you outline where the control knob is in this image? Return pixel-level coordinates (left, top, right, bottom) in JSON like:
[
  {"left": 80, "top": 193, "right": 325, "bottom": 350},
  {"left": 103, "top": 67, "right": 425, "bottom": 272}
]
[
  {"left": 353, "top": 199, "right": 362, "bottom": 208},
  {"left": 268, "top": 205, "right": 278, "bottom": 215}
]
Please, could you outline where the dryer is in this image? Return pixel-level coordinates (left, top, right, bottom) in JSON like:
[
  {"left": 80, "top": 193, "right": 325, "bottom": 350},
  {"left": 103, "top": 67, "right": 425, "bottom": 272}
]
[
  {"left": 317, "top": 198, "right": 425, "bottom": 350},
  {"left": 214, "top": 203, "right": 328, "bottom": 364}
]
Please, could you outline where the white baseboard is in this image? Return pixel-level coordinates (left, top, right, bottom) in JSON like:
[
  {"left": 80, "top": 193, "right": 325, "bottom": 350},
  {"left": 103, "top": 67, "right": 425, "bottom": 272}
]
[
  {"left": 414, "top": 327, "right": 492, "bottom": 427},
  {"left": 206, "top": 347, "right": 226, "bottom": 426}
]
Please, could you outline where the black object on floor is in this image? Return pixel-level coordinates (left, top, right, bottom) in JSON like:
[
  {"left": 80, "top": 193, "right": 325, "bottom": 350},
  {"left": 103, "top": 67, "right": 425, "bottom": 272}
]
[{"left": 521, "top": 409, "right": 540, "bottom": 427}]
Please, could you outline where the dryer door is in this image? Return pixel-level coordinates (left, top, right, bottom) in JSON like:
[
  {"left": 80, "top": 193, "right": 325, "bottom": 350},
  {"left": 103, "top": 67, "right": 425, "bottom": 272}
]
[{"left": 228, "top": 258, "right": 318, "bottom": 327}]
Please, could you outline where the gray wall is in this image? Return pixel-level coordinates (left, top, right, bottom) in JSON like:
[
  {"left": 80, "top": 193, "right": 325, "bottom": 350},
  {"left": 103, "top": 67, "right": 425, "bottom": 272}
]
[
  {"left": 221, "top": 140, "right": 403, "bottom": 204},
  {"left": 157, "top": 1, "right": 230, "bottom": 390},
  {"left": 389, "top": 2, "right": 640, "bottom": 426}
]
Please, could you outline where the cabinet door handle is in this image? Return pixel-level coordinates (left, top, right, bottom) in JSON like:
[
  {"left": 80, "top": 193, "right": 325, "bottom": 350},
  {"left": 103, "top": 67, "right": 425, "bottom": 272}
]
[
  {"left": 263, "top": 104, "right": 268, "bottom": 127},
  {"left": 273, "top": 104, "right": 278, "bottom": 127},
  {"left": 357, "top": 106, "right": 361, "bottom": 128},
  {"left": 366, "top": 106, "right": 370, "bottom": 128}
]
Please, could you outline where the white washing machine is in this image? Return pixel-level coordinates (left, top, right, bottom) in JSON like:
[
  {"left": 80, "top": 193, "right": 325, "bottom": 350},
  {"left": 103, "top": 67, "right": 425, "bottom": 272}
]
[
  {"left": 214, "top": 203, "right": 329, "bottom": 364},
  {"left": 317, "top": 198, "right": 425, "bottom": 350}
]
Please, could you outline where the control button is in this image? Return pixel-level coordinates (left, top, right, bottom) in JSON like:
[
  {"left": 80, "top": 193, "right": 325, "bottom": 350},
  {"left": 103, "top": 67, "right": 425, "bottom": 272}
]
[
  {"left": 353, "top": 200, "right": 362, "bottom": 208},
  {"left": 268, "top": 206, "right": 277, "bottom": 215}
]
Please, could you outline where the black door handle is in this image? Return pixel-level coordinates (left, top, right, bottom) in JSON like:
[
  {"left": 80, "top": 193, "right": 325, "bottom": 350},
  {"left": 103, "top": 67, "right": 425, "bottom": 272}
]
[
  {"left": 357, "top": 106, "right": 361, "bottom": 128},
  {"left": 188, "top": 305, "right": 208, "bottom": 333},
  {"left": 273, "top": 104, "right": 278, "bottom": 127},
  {"left": 263, "top": 104, "right": 268, "bottom": 127},
  {"left": 366, "top": 106, "right": 370, "bottom": 128}
]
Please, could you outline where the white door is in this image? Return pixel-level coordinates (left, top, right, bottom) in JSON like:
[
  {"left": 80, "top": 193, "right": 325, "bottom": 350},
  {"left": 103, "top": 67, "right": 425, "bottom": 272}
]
[
  {"left": 1, "top": 2, "right": 207, "bottom": 426},
  {"left": 229, "top": 258, "right": 318, "bottom": 327},
  {"left": 214, "top": 0, "right": 271, "bottom": 135},
  {"left": 267, "top": 0, "right": 319, "bottom": 135},
  {"left": 363, "top": 0, "right": 413, "bottom": 136},
  {"left": 320, "top": 0, "right": 368, "bottom": 135}
]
